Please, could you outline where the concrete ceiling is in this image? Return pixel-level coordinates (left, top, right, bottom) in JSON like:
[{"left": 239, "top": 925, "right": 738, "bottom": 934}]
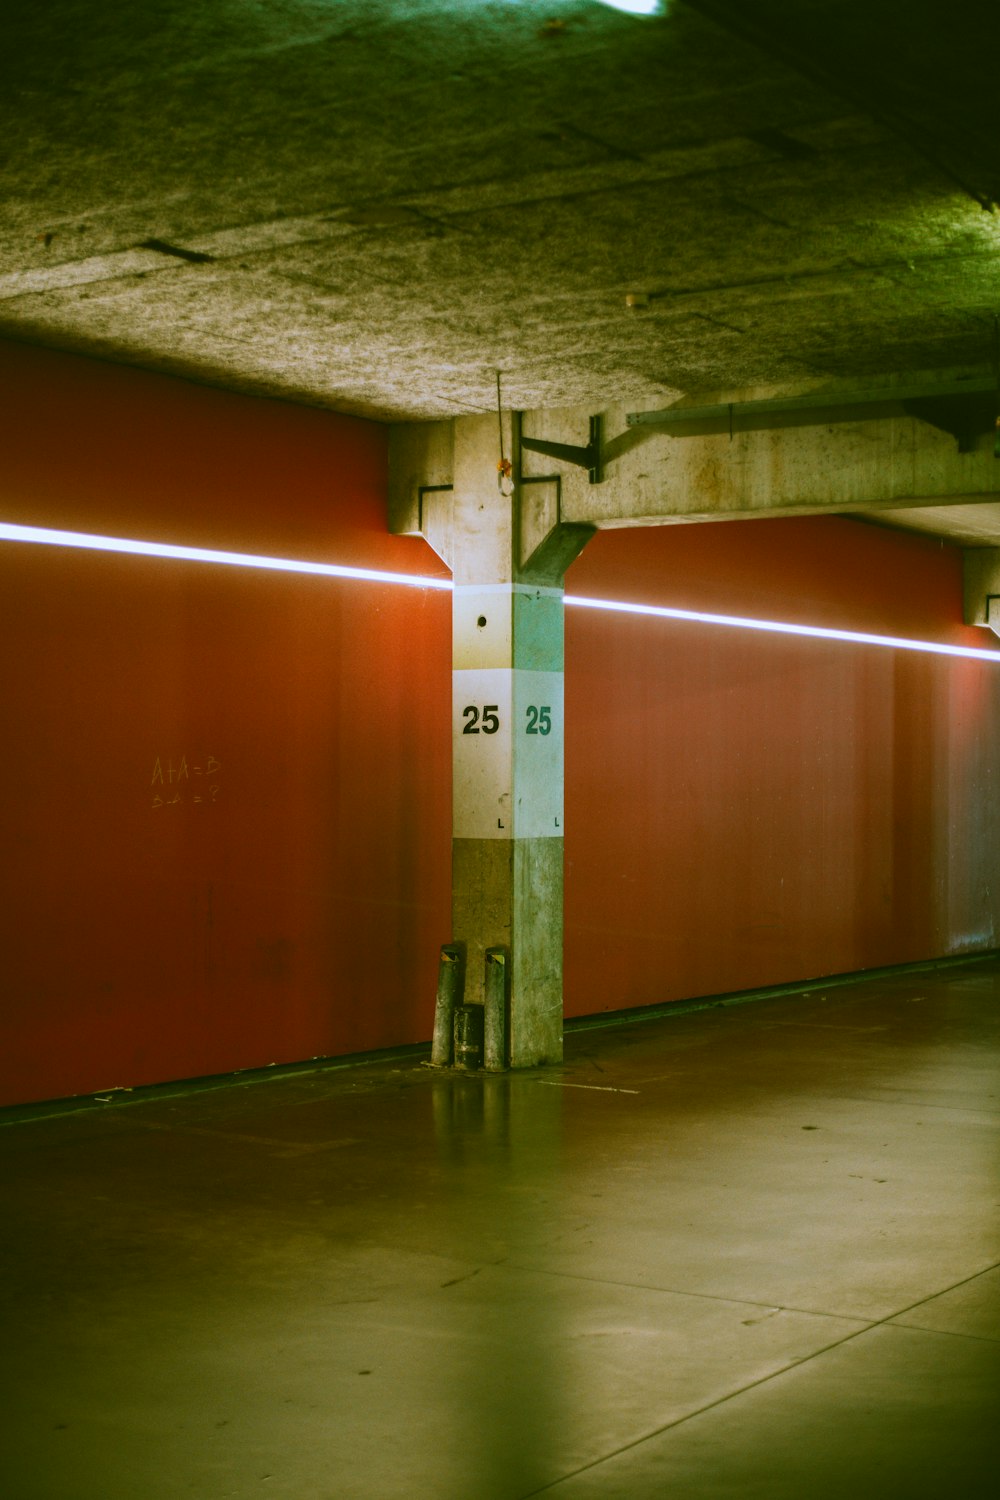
[{"left": 3, "top": 0, "right": 1000, "bottom": 543}]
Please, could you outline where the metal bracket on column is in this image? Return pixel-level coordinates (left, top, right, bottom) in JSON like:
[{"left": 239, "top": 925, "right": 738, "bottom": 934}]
[
  {"left": 520, "top": 414, "right": 604, "bottom": 484},
  {"left": 513, "top": 410, "right": 598, "bottom": 580}
]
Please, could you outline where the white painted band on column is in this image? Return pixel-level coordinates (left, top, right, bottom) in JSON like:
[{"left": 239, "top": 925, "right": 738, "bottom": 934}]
[
  {"left": 513, "top": 669, "right": 564, "bottom": 839},
  {"left": 452, "top": 668, "right": 564, "bottom": 840},
  {"left": 452, "top": 582, "right": 563, "bottom": 671},
  {"left": 453, "top": 667, "right": 512, "bottom": 840}
]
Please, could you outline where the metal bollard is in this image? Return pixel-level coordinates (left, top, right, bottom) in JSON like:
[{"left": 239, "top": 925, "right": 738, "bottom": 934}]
[
  {"left": 484, "top": 946, "right": 509, "bottom": 1071},
  {"left": 453, "top": 1003, "right": 485, "bottom": 1071},
  {"left": 431, "top": 943, "right": 465, "bottom": 1067}
]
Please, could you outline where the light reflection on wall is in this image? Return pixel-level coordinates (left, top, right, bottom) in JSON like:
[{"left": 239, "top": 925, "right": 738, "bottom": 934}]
[{"left": 2, "top": 520, "right": 999, "bottom": 664}]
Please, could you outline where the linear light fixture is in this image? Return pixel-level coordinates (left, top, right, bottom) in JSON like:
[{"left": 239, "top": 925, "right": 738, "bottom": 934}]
[
  {"left": 0, "top": 522, "right": 452, "bottom": 590},
  {"left": 2, "top": 520, "right": 999, "bottom": 664},
  {"left": 563, "top": 593, "right": 1000, "bottom": 664},
  {"left": 594, "top": 0, "right": 669, "bottom": 15}
]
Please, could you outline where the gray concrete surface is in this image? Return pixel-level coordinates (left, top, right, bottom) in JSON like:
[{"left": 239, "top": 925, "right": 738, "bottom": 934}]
[
  {"left": 7, "top": 2, "right": 1000, "bottom": 555},
  {"left": 446, "top": 414, "right": 586, "bottom": 1061},
  {"left": 1, "top": 958, "right": 998, "bottom": 1498},
  {"left": 3, "top": 2, "right": 1000, "bottom": 426}
]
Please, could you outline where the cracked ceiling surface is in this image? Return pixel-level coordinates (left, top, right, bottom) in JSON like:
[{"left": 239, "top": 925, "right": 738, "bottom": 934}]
[{"left": 2, "top": 0, "right": 999, "bottom": 454}]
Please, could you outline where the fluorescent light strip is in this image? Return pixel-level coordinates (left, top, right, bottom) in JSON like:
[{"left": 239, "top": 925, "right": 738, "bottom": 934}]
[
  {"left": 0, "top": 522, "right": 452, "bottom": 590},
  {"left": 564, "top": 593, "right": 1000, "bottom": 663},
  {"left": 595, "top": 0, "right": 669, "bottom": 15},
  {"left": 2, "top": 520, "right": 998, "bottom": 663}
]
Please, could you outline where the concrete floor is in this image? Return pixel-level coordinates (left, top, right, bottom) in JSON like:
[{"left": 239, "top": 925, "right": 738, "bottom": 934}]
[{"left": 1, "top": 961, "right": 998, "bottom": 1500}]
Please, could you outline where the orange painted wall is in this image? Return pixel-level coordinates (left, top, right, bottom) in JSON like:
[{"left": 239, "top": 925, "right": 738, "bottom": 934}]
[
  {"left": 563, "top": 521, "right": 1000, "bottom": 1015},
  {"left": 2, "top": 339, "right": 998, "bottom": 1106},
  {"left": 0, "top": 341, "right": 451, "bottom": 1106}
]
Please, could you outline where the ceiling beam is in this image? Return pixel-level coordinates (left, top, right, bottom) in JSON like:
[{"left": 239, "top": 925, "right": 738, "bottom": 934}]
[{"left": 391, "top": 392, "right": 1000, "bottom": 542}]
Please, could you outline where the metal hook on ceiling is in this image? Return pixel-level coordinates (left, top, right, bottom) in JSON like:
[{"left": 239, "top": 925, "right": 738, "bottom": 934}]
[{"left": 496, "top": 370, "right": 514, "bottom": 496}]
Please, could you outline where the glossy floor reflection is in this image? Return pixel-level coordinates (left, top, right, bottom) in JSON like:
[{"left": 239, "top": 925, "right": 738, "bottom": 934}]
[{"left": 1, "top": 960, "right": 998, "bottom": 1498}]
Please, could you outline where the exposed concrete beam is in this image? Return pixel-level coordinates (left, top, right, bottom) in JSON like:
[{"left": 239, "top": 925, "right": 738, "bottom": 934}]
[
  {"left": 387, "top": 418, "right": 455, "bottom": 566},
  {"left": 530, "top": 399, "right": 1000, "bottom": 528},
  {"left": 389, "top": 393, "right": 1000, "bottom": 542},
  {"left": 624, "top": 377, "right": 998, "bottom": 432}
]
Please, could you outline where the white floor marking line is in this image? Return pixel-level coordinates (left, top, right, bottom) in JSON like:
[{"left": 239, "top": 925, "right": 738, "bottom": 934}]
[{"left": 533, "top": 1080, "right": 641, "bottom": 1094}]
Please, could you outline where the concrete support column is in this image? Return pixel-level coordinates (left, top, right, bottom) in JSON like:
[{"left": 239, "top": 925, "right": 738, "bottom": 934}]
[
  {"left": 453, "top": 577, "right": 565, "bottom": 1064},
  {"left": 448, "top": 415, "right": 589, "bottom": 1067},
  {"left": 389, "top": 410, "right": 593, "bottom": 1067}
]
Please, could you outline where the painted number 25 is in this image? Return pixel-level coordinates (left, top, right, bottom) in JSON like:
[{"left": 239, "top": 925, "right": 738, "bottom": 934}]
[
  {"left": 525, "top": 705, "right": 552, "bottom": 736},
  {"left": 462, "top": 704, "right": 500, "bottom": 735}
]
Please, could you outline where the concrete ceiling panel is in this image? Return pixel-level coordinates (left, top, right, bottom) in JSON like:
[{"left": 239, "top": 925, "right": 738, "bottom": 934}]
[{"left": 2, "top": 0, "right": 999, "bottom": 544}]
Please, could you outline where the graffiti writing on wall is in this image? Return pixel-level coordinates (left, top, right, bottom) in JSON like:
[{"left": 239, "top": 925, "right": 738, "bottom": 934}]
[{"left": 150, "top": 754, "right": 222, "bottom": 809}]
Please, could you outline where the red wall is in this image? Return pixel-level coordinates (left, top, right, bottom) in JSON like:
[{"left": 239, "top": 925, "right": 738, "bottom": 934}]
[
  {"left": 563, "top": 522, "right": 1000, "bottom": 1014},
  {"left": 1, "top": 339, "right": 998, "bottom": 1105},
  {"left": 0, "top": 341, "right": 452, "bottom": 1106}
]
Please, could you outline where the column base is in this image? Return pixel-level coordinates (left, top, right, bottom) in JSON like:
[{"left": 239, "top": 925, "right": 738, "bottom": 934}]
[{"left": 452, "top": 836, "right": 563, "bottom": 1067}]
